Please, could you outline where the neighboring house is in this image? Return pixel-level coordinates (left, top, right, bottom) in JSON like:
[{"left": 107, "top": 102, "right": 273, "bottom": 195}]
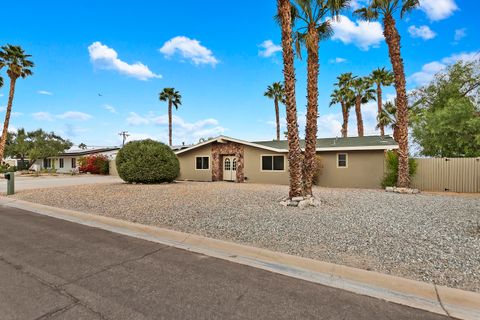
[
  {"left": 175, "top": 135, "right": 399, "bottom": 189},
  {"left": 34, "top": 147, "right": 120, "bottom": 174}
]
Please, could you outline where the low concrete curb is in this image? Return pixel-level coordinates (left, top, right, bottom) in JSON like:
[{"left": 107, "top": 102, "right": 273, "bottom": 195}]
[{"left": 1, "top": 197, "right": 479, "bottom": 320}]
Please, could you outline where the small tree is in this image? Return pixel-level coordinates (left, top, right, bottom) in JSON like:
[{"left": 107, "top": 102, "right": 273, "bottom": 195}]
[
  {"left": 382, "top": 151, "right": 418, "bottom": 188},
  {"left": 5, "top": 128, "right": 73, "bottom": 168}
]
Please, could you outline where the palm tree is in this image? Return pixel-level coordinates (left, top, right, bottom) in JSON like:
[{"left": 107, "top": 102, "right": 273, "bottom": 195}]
[
  {"left": 264, "top": 82, "right": 285, "bottom": 141},
  {"left": 355, "top": 0, "right": 419, "bottom": 187},
  {"left": 291, "top": 0, "right": 349, "bottom": 195},
  {"left": 0, "top": 45, "right": 34, "bottom": 161},
  {"left": 370, "top": 67, "right": 394, "bottom": 136},
  {"left": 276, "top": 0, "right": 304, "bottom": 198},
  {"left": 351, "top": 77, "right": 376, "bottom": 137},
  {"left": 378, "top": 101, "right": 398, "bottom": 141},
  {"left": 159, "top": 88, "right": 182, "bottom": 146},
  {"left": 330, "top": 73, "right": 355, "bottom": 138}
]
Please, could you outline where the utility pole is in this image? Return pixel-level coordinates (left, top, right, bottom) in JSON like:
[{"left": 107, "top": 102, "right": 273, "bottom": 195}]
[{"left": 118, "top": 131, "right": 129, "bottom": 147}]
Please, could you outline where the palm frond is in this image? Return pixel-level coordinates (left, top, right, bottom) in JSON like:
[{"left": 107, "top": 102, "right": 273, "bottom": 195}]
[{"left": 401, "top": 0, "right": 419, "bottom": 18}]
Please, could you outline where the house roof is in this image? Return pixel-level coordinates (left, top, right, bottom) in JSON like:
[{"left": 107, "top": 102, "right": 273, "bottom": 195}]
[
  {"left": 175, "top": 135, "right": 398, "bottom": 155},
  {"left": 59, "top": 147, "right": 120, "bottom": 157}
]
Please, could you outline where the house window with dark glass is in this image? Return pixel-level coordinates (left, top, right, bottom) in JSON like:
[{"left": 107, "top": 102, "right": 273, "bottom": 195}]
[
  {"left": 43, "top": 158, "right": 52, "bottom": 168},
  {"left": 196, "top": 156, "right": 209, "bottom": 170},
  {"left": 261, "top": 155, "right": 284, "bottom": 171},
  {"left": 59, "top": 158, "right": 64, "bottom": 168},
  {"left": 71, "top": 158, "right": 76, "bottom": 168},
  {"left": 337, "top": 153, "right": 348, "bottom": 168}
]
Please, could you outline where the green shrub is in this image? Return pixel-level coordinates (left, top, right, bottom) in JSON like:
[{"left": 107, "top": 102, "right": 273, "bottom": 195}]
[
  {"left": 116, "top": 139, "right": 179, "bottom": 184},
  {"left": 381, "top": 151, "right": 418, "bottom": 188}
]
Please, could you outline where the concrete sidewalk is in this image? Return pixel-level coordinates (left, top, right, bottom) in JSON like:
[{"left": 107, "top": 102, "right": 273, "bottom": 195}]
[
  {"left": 0, "top": 175, "right": 122, "bottom": 193},
  {"left": 0, "top": 205, "right": 450, "bottom": 320}
]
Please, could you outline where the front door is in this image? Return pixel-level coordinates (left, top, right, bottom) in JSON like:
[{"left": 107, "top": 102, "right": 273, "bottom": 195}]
[{"left": 223, "top": 156, "right": 237, "bottom": 182}]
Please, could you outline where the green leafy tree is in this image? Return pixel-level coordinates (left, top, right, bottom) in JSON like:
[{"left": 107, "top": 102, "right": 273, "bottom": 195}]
[
  {"left": 351, "top": 77, "right": 376, "bottom": 137},
  {"left": 159, "top": 88, "right": 182, "bottom": 146},
  {"left": 370, "top": 67, "right": 395, "bottom": 136},
  {"left": 355, "top": 0, "right": 420, "bottom": 187},
  {"left": 264, "top": 82, "right": 285, "bottom": 141},
  {"left": 411, "top": 60, "right": 480, "bottom": 157},
  {"left": 5, "top": 129, "right": 73, "bottom": 168},
  {"left": 0, "top": 45, "right": 34, "bottom": 160}
]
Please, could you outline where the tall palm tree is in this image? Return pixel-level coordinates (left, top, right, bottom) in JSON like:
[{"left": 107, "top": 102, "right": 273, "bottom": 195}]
[
  {"left": 159, "top": 88, "right": 182, "bottom": 146},
  {"left": 291, "top": 0, "right": 349, "bottom": 195},
  {"left": 0, "top": 45, "right": 34, "bottom": 161},
  {"left": 370, "top": 67, "right": 394, "bottom": 136},
  {"left": 277, "top": 0, "right": 304, "bottom": 198},
  {"left": 264, "top": 82, "right": 285, "bottom": 141},
  {"left": 330, "top": 73, "right": 355, "bottom": 138},
  {"left": 351, "top": 77, "right": 376, "bottom": 137},
  {"left": 355, "top": 0, "right": 419, "bottom": 187}
]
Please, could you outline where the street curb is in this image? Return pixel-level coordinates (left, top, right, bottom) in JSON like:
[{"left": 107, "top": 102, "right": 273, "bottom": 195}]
[{"left": 1, "top": 198, "right": 479, "bottom": 320}]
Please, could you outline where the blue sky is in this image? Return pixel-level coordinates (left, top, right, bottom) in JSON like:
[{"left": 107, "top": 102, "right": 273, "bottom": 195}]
[{"left": 1, "top": 0, "right": 478, "bottom": 147}]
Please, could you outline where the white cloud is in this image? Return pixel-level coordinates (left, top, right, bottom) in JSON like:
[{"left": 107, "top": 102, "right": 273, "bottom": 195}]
[
  {"left": 88, "top": 41, "right": 161, "bottom": 80},
  {"left": 258, "top": 40, "right": 282, "bottom": 58},
  {"left": 159, "top": 36, "right": 219, "bottom": 66},
  {"left": 126, "top": 112, "right": 150, "bottom": 126},
  {"left": 126, "top": 112, "right": 225, "bottom": 143},
  {"left": 32, "top": 112, "right": 54, "bottom": 121},
  {"left": 454, "top": 28, "right": 467, "bottom": 42},
  {"left": 409, "top": 51, "right": 479, "bottom": 86},
  {"left": 57, "top": 111, "right": 92, "bottom": 121},
  {"left": 37, "top": 90, "right": 53, "bottom": 96},
  {"left": 419, "top": 0, "right": 458, "bottom": 21},
  {"left": 408, "top": 25, "right": 436, "bottom": 40},
  {"left": 329, "top": 15, "right": 384, "bottom": 51},
  {"left": 329, "top": 57, "right": 347, "bottom": 64},
  {"left": 103, "top": 104, "right": 117, "bottom": 114},
  {"left": 0, "top": 94, "right": 3, "bottom": 97}
]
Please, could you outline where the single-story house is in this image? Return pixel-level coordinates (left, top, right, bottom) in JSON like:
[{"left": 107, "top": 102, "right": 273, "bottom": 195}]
[
  {"left": 33, "top": 147, "right": 120, "bottom": 173},
  {"left": 175, "top": 135, "right": 399, "bottom": 189}
]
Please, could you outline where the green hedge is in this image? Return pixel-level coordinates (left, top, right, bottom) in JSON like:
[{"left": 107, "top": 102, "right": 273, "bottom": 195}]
[
  {"left": 381, "top": 151, "right": 418, "bottom": 188},
  {"left": 116, "top": 139, "right": 179, "bottom": 184}
]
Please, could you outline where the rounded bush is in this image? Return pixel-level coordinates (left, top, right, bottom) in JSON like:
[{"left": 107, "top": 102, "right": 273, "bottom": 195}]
[{"left": 116, "top": 139, "right": 179, "bottom": 184}]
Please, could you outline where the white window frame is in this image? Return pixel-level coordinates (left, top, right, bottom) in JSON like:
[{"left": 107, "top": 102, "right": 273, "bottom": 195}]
[
  {"left": 260, "top": 154, "right": 286, "bottom": 172},
  {"left": 195, "top": 156, "right": 210, "bottom": 171},
  {"left": 337, "top": 153, "right": 348, "bottom": 168}
]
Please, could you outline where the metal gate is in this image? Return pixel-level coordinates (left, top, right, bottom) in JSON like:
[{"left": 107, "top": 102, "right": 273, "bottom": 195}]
[{"left": 412, "top": 158, "right": 480, "bottom": 193}]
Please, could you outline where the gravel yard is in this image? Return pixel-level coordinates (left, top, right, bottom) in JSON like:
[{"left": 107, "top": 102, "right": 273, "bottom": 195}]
[{"left": 11, "top": 181, "right": 480, "bottom": 292}]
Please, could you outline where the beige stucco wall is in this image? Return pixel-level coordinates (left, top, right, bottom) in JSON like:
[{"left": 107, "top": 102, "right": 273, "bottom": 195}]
[
  {"left": 177, "top": 143, "right": 387, "bottom": 189},
  {"left": 177, "top": 144, "right": 213, "bottom": 181},
  {"left": 316, "top": 150, "right": 386, "bottom": 189},
  {"left": 243, "top": 146, "right": 290, "bottom": 185}
]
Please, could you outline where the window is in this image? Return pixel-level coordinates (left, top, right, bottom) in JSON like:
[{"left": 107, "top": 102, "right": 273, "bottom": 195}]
[
  {"left": 261, "top": 155, "right": 284, "bottom": 171},
  {"left": 43, "top": 158, "right": 52, "bottom": 168},
  {"left": 232, "top": 158, "right": 237, "bottom": 171},
  {"left": 196, "top": 156, "right": 209, "bottom": 170},
  {"left": 71, "top": 158, "right": 77, "bottom": 169},
  {"left": 337, "top": 153, "right": 348, "bottom": 168},
  {"left": 59, "top": 158, "right": 64, "bottom": 168},
  {"left": 224, "top": 158, "right": 231, "bottom": 170}
]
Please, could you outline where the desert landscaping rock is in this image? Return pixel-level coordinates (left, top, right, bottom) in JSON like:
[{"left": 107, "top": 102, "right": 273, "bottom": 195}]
[{"left": 11, "top": 181, "right": 480, "bottom": 292}]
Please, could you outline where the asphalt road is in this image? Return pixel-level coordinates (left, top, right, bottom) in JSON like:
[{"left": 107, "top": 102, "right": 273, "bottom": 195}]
[{"left": 0, "top": 205, "right": 449, "bottom": 320}]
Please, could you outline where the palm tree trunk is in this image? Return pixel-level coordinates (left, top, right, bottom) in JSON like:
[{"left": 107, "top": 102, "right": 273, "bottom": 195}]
[
  {"left": 274, "top": 98, "right": 280, "bottom": 141},
  {"left": 355, "top": 96, "right": 364, "bottom": 137},
  {"left": 0, "top": 77, "right": 17, "bottom": 160},
  {"left": 303, "top": 26, "right": 320, "bottom": 196},
  {"left": 278, "top": 0, "right": 303, "bottom": 198},
  {"left": 168, "top": 100, "right": 172, "bottom": 146},
  {"left": 383, "top": 15, "right": 410, "bottom": 188},
  {"left": 377, "top": 84, "right": 384, "bottom": 136},
  {"left": 341, "top": 101, "right": 348, "bottom": 138}
]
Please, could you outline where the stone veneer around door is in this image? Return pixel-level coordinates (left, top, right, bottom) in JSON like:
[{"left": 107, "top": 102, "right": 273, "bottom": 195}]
[{"left": 211, "top": 142, "right": 245, "bottom": 182}]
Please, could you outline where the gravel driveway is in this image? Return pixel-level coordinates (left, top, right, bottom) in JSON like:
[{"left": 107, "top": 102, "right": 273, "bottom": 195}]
[{"left": 10, "top": 181, "right": 480, "bottom": 292}]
